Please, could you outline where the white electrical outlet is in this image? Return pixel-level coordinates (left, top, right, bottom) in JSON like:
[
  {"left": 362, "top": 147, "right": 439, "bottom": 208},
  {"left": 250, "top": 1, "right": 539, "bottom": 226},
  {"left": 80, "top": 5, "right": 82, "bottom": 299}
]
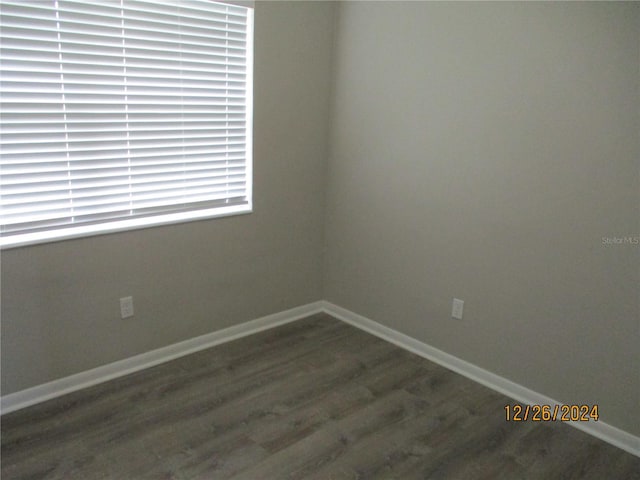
[
  {"left": 120, "top": 296, "right": 134, "bottom": 319},
  {"left": 452, "top": 298, "right": 464, "bottom": 320}
]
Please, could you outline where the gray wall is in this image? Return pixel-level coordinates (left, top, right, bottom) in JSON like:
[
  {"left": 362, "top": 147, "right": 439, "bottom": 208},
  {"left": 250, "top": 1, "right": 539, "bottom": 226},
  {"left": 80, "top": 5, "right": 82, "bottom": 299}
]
[
  {"left": 1, "top": 1, "right": 335, "bottom": 395},
  {"left": 324, "top": 2, "right": 639, "bottom": 435}
]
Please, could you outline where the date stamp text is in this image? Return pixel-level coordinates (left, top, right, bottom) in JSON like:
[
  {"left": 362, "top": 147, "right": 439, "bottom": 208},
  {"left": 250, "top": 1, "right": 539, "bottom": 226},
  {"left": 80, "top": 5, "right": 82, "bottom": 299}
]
[{"left": 504, "top": 404, "right": 599, "bottom": 422}]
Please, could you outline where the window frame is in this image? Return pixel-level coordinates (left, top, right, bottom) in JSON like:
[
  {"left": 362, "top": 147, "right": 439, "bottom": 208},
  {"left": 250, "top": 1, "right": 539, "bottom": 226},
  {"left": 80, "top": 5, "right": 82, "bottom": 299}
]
[{"left": 0, "top": 0, "right": 254, "bottom": 249}]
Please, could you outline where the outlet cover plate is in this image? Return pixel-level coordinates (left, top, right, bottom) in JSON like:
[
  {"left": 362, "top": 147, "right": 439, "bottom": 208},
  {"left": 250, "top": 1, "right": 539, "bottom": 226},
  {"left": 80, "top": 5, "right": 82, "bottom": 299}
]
[
  {"left": 452, "top": 298, "right": 464, "bottom": 320},
  {"left": 120, "top": 296, "right": 134, "bottom": 319}
]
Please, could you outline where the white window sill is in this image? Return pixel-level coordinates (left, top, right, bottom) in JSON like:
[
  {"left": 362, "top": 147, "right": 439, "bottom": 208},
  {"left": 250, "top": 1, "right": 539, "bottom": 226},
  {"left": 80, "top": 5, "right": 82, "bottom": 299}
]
[{"left": 0, "top": 204, "right": 252, "bottom": 250}]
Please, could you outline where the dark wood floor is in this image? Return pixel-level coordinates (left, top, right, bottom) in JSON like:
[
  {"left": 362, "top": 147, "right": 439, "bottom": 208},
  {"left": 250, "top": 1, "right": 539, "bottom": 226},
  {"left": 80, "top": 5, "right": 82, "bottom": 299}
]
[{"left": 2, "top": 313, "right": 639, "bottom": 479}]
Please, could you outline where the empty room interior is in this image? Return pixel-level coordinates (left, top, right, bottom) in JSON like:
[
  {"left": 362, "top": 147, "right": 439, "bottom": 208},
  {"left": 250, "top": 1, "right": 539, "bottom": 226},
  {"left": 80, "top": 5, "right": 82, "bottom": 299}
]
[{"left": 1, "top": 1, "right": 639, "bottom": 478}]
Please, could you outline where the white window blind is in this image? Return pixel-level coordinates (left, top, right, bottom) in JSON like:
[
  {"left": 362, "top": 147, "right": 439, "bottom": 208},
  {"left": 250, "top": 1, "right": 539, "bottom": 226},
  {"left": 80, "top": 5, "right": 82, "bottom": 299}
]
[{"left": 0, "top": 0, "right": 253, "bottom": 247}]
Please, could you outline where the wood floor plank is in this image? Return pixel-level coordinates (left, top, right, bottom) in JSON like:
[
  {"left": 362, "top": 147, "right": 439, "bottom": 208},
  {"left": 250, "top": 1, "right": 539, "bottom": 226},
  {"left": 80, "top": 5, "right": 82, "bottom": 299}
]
[{"left": 2, "top": 313, "right": 639, "bottom": 479}]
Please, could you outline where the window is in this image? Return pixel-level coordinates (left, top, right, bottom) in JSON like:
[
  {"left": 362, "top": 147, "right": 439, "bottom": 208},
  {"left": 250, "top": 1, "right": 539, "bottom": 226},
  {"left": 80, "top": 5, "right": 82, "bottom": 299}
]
[{"left": 0, "top": 0, "right": 253, "bottom": 248}]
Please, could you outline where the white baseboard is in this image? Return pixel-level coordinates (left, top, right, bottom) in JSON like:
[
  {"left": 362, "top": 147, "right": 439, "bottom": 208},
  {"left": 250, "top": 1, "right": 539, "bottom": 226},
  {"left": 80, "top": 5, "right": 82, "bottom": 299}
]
[
  {"left": 2, "top": 299, "right": 637, "bottom": 457},
  {"left": 0, "top": 301, "right": 324, "bottom": 415},
  {"left": 321, "top": 301, "right": 640, "bottom": 458}
]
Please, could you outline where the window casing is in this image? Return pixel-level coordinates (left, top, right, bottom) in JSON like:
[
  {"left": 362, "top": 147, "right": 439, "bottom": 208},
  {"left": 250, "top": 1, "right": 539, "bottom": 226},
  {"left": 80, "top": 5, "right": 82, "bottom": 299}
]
[{"left": 0, "top": 0, "right": 253, "bottom": 248}]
